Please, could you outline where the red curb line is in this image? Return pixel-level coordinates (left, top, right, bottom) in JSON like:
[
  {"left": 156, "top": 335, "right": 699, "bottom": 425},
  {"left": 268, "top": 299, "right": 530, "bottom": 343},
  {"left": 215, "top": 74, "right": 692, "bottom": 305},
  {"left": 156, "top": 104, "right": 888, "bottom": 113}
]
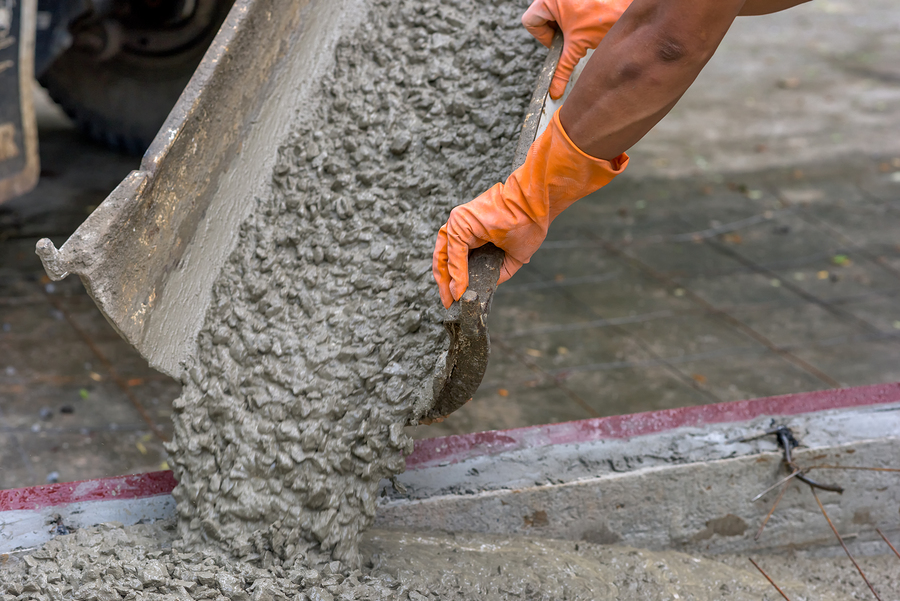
[{"left": 2, "top": 383, "right": 897, "bottom": 510}]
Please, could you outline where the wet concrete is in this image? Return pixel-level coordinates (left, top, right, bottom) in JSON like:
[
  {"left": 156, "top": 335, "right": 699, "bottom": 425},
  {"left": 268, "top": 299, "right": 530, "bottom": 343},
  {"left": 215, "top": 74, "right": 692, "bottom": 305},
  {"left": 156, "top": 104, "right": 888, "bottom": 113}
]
[
  {"left": 0, "top": 0, "right": 898, "bottom": 597},
  {"left": 4, "top": 519, "right": 898, "bottom": 600},
  {"left": 2, "top": 1, "right": 899, "bottom": 489},
  {"left": 166, "top": 0, "right": 546, "bottom": 567}
]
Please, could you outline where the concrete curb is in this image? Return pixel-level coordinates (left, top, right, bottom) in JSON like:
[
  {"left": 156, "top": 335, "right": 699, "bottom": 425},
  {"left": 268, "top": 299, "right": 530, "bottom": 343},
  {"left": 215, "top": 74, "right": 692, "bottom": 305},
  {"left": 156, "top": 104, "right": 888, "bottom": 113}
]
[{"left": 2, "top": 383, "right": 898, "bottom": 554}]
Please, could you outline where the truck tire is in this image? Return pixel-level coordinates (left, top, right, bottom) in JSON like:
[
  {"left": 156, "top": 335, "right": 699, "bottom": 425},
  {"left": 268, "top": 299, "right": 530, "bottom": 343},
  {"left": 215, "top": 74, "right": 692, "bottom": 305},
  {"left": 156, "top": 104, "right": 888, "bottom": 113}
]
[{"left": 39, "top": 2, "right": 232, "bottom": 155}]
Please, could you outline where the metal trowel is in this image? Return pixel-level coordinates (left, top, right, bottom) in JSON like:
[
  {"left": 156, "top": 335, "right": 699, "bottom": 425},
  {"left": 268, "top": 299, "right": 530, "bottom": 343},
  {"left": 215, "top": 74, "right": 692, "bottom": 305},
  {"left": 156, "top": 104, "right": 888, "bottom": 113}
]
[{"left": 417, "top": 33, "right": 564, "bottom": 425}]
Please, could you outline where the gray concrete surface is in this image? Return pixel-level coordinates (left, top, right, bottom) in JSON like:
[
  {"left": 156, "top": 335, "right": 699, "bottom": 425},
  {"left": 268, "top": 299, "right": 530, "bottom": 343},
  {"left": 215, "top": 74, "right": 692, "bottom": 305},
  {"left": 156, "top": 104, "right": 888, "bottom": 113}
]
[
  {"left": 0, "top": 89, "right": 179, "bottom": 489},
  {"left": 1, "top": 0, "right": 900, "bottom": 488},
  {"left": 415, "top": 154, "right": 900, "bottom": 439},
  {"left": 382, "top": 403, "right": 900, "bottom": 557}
]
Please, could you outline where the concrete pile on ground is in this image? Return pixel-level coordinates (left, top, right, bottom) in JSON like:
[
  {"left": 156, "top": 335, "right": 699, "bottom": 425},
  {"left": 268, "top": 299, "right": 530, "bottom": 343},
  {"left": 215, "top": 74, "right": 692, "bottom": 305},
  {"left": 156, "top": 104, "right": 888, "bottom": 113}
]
[
  {"left": 2, "top": 520, "right": 400, "bottom": 601},
  {"left": 12, "top": 519, "right": 898, "bottom": 600}
]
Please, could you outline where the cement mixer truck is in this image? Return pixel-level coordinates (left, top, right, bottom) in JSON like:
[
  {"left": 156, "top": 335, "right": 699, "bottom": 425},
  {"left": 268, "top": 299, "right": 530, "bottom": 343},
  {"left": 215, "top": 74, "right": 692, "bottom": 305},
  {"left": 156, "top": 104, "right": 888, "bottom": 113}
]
[{"left": 0, "top": 0, "right": 232, "bottom": 204}]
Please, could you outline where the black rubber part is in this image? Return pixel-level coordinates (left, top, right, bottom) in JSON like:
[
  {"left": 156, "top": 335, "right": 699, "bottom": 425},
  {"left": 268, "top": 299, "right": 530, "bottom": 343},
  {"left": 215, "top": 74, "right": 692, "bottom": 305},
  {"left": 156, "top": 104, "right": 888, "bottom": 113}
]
[{"left": 39, "top": 2, "right": 233, "bottom": 155}]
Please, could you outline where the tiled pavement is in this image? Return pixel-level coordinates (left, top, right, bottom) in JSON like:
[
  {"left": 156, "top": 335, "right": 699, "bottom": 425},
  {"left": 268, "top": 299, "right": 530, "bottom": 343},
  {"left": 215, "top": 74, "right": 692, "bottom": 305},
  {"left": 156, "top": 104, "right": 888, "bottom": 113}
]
[
  {"left": 413, "top": 159, "right": 900, "bottom": 438},
  {"left": 0, "top": 102, "right": 180, "bottom": 489},
  {"left": 2, "top": 108, "right": 900, "bottom": 486}
]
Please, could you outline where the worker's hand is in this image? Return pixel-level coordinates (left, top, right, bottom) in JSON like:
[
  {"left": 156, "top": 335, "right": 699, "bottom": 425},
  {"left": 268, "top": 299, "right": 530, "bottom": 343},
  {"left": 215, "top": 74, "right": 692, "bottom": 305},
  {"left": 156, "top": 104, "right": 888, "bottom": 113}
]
[
  {"left": 522, "top": 0, "right": 632, "bottom": 99},
  {"left": 433, "top": 110, "right": 628, "bottom": 308}
]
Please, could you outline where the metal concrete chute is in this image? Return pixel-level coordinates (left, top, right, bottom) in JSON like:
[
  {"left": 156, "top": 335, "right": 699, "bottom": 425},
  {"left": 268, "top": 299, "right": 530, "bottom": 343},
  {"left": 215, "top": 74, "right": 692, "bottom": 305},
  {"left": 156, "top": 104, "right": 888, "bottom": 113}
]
[
  {"left": 35, "top": 0, "right": 366, "bottom": 379},
  {"left": 32, "top": 0, "right": 566, "bottom": 423}
]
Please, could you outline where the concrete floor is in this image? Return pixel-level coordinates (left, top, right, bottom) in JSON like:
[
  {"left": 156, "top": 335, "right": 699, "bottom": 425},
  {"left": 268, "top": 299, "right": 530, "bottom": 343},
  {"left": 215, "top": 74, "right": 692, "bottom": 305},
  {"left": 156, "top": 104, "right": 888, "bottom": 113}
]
[
  {"left": 2, "top": 0, "right": 900, "bottom": 486},
  {"left": 415, "top": 159, "right": 900, "bottom": 439},
  {"left": 0, "top": 92, "right": 178, "bottom": 489}
]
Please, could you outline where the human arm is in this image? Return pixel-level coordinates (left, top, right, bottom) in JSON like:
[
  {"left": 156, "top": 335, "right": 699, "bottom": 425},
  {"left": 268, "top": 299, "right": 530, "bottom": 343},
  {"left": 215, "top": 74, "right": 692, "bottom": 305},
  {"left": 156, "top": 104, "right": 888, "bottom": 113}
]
[
  {"left": 432, "top": 112, "right": 626, "bottom": 308},
  {"left": 559, "top": 0, "right": 747, "bottom": 160},
  {"left": 522, "top": 0, "right": 811, "bottom": 101},
  {"left": 739, "top": 0, "right": 812, "bottom": 16},
  {"left": 433, "top": 0, "right": 775, "bottom": 306}
]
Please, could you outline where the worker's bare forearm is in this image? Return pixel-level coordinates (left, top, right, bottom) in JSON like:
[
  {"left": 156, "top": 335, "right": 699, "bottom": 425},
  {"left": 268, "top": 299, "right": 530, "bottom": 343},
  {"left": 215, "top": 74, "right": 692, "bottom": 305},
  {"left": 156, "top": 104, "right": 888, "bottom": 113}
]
[
  {"left": 559, "top": 0, "right": 746, "bottom": 160},
  {"left": 739, "top": 0, "right": 811, "bottom": 16}
]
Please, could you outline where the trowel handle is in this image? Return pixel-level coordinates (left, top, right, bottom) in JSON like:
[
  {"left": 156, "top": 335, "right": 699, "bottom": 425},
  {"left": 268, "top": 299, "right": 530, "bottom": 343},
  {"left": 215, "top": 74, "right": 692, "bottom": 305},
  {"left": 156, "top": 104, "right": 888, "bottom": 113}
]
[
  {"left": 466, "top": 30, "right": 563, "bottom": 288},
  {"left": 471, "top": 243, "right": 506, "bottom": 289},
  {"left": 512, "top": 30, "right": 564, "bottom": 170},
  {"left": 423, "top": 32, "right": 564, "bottom": 424}
]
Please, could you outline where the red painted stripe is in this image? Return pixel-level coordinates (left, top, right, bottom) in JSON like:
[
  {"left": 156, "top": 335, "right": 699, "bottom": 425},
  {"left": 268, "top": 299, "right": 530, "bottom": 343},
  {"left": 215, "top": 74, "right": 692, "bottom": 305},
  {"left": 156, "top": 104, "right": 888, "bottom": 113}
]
[
  {"left": 0, "top": 470, "right": 177, "bottom": 511},
  {"left": 2, "top": 383, "right": 897, "bottom": 510},
  {"left": 405, "top": 382, "right": 900, "bottom": 469}
]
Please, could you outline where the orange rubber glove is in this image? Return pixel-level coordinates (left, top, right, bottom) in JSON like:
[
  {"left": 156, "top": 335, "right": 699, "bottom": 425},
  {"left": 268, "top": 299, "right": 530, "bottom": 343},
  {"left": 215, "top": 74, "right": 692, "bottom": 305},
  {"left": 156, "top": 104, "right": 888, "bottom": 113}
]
[
  {"left": 522, "top": 0, "right": 633, "bottom": 99},
  {"left": 433, "top": 110, "right": 628, "bottom": 309}
]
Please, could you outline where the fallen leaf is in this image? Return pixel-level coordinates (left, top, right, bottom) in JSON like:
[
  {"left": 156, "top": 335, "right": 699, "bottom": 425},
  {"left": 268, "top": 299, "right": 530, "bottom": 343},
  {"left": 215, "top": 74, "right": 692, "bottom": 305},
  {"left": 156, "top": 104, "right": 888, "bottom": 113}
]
[
  {"left": 497, "top": 388, "right": 509, "bottom": 397},
  {"left": 777, "top": 76, "right": 800, "bottom": 89},
  {"left": 722, "top": 233, "right": 742, "bottom": 245},
  {"left": 79, "top": 388, "right": 89, "bottom": 400},
  {"left": 557, "top": 346, "right": 569, "bottom": 355},
  {"left": 817, "top": 270, "right": 830, "bottom": 280},
  {"left": 523, "top": 510, "right": 549, "bottom": 527},
  {"left": 127, "top": 378, "right": 145, "bottom": 387},
  {"left": 525, "top": 348, "right": 542, "bottom": 357},
  {"left": 89, "top": 372, "right": 103, "bottom": 382},
  {"left": 136, "top": 441, "right": 148, "bottom": 455},
  {"left": 160, "top": 461, "right": 169, "bottom": 470},
  {"left": 893, "top": 321, "right": 900, "bottom": 330},
  {"left": 831, "top": 254, "right": 851, "bottom": 267},
  {"left": 692, "top": 374, "right": 707, "bottom": 385}
]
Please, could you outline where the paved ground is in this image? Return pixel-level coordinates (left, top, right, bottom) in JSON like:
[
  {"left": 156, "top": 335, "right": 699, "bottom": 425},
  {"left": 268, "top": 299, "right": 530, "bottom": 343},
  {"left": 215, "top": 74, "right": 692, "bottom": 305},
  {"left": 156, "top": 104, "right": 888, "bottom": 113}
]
[
  {"left": 413, "top": 0, "right": 900, "bottom": 438},
  {"left": 2, "top": 0, "right": 900, "bottom": 486},
  {"left": 0, "top": 92, "right": 178, "bottom": 489},
  {"left": 415, "top": 158, "right": 900, "bottom": 438}
]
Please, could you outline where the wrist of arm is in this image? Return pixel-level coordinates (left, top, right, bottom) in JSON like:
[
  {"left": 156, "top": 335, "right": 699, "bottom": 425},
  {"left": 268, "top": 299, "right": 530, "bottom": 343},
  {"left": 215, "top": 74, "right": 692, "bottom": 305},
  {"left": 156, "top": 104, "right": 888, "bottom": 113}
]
[
  {"left": 739, "top": 0, "right": 812, "bottom": 16},
  {"left": 559, "top": 0, "right": 745, "bottom": 160}
]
